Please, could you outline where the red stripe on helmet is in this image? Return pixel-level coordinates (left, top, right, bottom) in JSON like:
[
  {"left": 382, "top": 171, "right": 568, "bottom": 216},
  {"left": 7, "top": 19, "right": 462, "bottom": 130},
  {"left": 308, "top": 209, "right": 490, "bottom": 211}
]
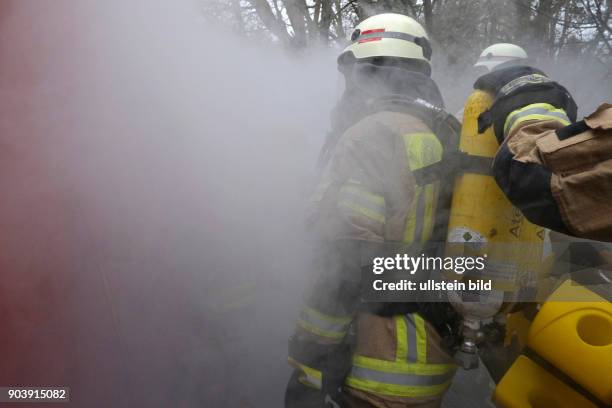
[{"left": 361, "top": 28, "right": 385, "bottom": 35}]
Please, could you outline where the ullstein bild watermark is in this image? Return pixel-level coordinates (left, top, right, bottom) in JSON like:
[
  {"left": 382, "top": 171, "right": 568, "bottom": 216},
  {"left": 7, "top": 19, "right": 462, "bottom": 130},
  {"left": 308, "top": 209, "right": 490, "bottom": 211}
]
[{"left": 365, "top": 254, "right": 492, "bottom": 298}]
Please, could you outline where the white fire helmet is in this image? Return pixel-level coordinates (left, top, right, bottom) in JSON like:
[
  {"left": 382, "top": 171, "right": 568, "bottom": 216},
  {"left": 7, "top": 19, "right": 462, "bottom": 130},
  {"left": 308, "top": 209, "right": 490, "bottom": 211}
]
[
  {"left": 338, "top": 13, "right": 432, "bottom": 65},
  {"left": 474, "top": 43, "right": 528, "bottom": 72}
]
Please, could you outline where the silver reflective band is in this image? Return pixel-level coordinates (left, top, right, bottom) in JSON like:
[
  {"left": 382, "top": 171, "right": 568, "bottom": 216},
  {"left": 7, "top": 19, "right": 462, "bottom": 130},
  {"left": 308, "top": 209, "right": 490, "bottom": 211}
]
[
  {"left": 404, "top": 315, "right": 418, "bottom": 363},
  {"left": 504, "top": 107, "right": 570, "bottom": 135},
  {"left": 352, "top": 31, "right": 431, "bottom": 59},
  {"left": 354, "top": 31, "right": 418, "bottom": 44},
  {"left": 499, "top": 74, "right": 552, "bottom": 96},
  {"left": 349, "top": 366, "right": 455, "bottom": 386}
]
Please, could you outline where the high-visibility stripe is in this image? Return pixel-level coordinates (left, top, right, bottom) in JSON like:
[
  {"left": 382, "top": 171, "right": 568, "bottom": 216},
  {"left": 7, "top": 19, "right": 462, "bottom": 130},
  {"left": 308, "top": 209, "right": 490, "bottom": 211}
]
[
  {"left": 504, "top": 103, "right": 570, "bottom": 137},
  {"left": 288, "top": 357, "right": 322, "bottom": 389},
  {"left": 338, "top": 201, "right": 385, "bottom": 224},
  {"left": 402, "top": 133, "right": 443, "bottom": 171},
  {"left": 413, "top": 188, "right": 426, "bottom": 245},
  {"left": 414, "top": 315, "right": 427, "bottom": 364},
  {"left": 401, "top": 132, "right": 443, "bottom": 244},
  {"left": 297, "top": 306, "right": 351, "bottom": 341},
  {"left": 345, "top": 313, "right": 455, "bottom": 398},
  {"left": 345, "top": 375, "right": 452, "bottom": 398},
  {"left": 352, "top": 355, "right": 456, "bottom": 375},
  {"left": 352, "top": 30, "right": 432, "bottom": 60},
  {"left": 338, "top": 189, "right": 385, "bottom": 215},
  {"left": 346, "top": 355, "right": 456, "bottom": 397},
  {"left": 402, "top": 314, "right": 427, "bottom": 363},
  {"left": 339, "top": 183, "right": 385, "bottom": 206},
  {"left": 499, "top": 74, "right": 552, "bottom": 96},
  {"left": 302, "top": 306, "right": 352, "bottom": 324},
  {"left": 421, "top": 184, "right": 436, "bottom": 243},
  {"left": 403, "top": 185, "right": 421, "bottom": 243},
  {"left": 338, "top": 182, "right": 386, "bottom": 224},
  {"left": 349, "top": 366, "right": 455, "bottom": 387},
  {"left": 356, "top": 30, "right": 418, "bottom": 44},
  {"left": 405, "top": 314, "right": 418, "bottom": 363},
  {"left": 297, "top": 319, "right": 346, "bottom": 340},
  {"left": 395, "top": 316, "right": 408, "bottom": 362}
]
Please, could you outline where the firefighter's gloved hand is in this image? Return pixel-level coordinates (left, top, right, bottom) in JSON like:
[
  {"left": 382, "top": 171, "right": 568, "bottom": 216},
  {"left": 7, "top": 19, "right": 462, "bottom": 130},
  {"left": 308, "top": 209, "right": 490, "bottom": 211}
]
[{"left": 474, "top": 65, "right": 577, "bottom": 142}]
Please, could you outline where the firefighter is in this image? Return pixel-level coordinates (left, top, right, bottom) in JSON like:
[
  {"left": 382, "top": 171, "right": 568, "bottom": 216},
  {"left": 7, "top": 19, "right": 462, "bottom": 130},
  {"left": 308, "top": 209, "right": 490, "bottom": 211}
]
[
  {"left": 473, "top": 43, "right": 528, "bottom": 73},
  {"left": 462, "top": 64, "right": 612, "bottom": 408},
  {"left": 286, "top": 13, "right": 460, "bottom": 408},
  {"left": 456, "top": 43, "right": 529, "bottom": 121},
  {"left": 475, "top": 65, "right": 612, "bottom": 241}
]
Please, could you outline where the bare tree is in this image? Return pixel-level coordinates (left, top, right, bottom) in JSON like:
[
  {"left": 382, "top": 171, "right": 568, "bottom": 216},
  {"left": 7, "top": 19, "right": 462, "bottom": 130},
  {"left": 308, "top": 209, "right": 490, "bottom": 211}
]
[{"left": 203, "top": 0, "right": 611, "bottom": 69}]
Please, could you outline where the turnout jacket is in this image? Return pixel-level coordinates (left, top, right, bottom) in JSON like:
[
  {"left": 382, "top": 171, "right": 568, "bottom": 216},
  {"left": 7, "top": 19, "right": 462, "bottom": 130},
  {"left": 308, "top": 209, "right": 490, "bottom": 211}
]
[
  {"left": 493, "top": 103, "right": 612, "bottom": 242},
  {"left": 289, "top": 102, "right": 457, "bottom": 406}
]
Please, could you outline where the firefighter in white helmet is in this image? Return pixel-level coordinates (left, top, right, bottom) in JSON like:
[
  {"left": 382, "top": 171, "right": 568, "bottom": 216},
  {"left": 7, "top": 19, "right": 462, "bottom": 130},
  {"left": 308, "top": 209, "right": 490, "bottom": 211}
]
[
  {"left": 456, "top": 43, "right": 529, "bottom": 122},
  {"left": 285, "top": 13, "right": 461, "bottom": 408},
  {"left": 474, "top": 43, "right": 528, "bottom": 73}
]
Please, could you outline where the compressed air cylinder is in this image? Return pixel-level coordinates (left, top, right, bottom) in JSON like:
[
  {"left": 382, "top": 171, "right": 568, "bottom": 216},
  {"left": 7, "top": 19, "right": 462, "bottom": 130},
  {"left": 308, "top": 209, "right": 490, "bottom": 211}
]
[{"left": 445, "top": 89, "right": 551, "bottom": 299}]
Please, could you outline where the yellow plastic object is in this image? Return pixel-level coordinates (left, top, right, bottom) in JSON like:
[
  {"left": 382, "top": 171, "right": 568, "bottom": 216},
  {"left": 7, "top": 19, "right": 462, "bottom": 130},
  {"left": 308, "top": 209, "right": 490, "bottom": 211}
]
[
  {"left": 504, "top": 310, "right": 532, "bottom": 348},
  {"left": 445, "top": 90, "right": 550, "bottom": 292},
  {"left": 527, "top": 281, "right": 612, "bottom": 405},
  {"left": 493, "top": 355, "right": 597, "bottom": 408}
]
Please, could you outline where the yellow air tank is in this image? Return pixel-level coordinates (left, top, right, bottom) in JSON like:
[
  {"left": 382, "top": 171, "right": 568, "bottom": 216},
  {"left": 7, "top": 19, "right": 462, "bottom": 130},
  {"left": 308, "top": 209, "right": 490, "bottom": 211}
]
[{"left": 445, "top": 89, "right": 551, "bottom": 300}]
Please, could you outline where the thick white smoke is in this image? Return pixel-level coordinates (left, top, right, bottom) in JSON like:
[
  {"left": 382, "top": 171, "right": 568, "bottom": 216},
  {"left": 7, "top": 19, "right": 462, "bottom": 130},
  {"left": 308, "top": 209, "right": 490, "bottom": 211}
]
[
  {"left": 0, "top": 2, "right": 609, "bottom": 407},
  {"left": 0, "top": 1, "right": 335, "bottom": 406}
]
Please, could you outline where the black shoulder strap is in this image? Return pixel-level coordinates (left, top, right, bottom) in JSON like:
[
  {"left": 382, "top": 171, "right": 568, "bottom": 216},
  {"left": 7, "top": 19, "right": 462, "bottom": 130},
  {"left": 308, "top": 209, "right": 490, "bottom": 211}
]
[{"left": 556, "top": 120, "right": 589, "bottom": 140}]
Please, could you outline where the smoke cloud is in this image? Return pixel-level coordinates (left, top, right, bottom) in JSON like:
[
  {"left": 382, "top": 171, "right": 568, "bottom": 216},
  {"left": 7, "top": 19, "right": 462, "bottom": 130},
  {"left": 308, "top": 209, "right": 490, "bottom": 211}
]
[
  {"left": 0, "top": 1, "right": 609, "bottom": 407},
  {"left": 0, "top": 1, "right": 334, "bottom": 406}
]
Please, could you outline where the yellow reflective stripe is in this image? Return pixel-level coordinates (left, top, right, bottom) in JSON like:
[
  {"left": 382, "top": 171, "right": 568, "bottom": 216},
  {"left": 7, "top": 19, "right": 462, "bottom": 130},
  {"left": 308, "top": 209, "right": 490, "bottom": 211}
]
[
  {"left": 508, "top": 113, "right": 570, "bottom": 134},
  {"left": 504, "top": 103, "right": 570, "bottom": 136},
  {"left": 347, "top": 353, "right": 456, "bottom": 398},
  {"left": 414, "top": 314, "right": 427, "bottom": 364},
  {"left": 298, "top": 306, "right": 351, "bottom": 340},
  {"left": 288, "top": 357, "right": 322, "bottom": 389},
  {"left": 403, "top": 185, "right": 421, "bottom": 243},
  {"left": 297, "top": 319, "right": 346, "bottom": 340},
  {"left": 402, "top": 132, "right": 443, "bottom": 171},
  {"left": 345, "top": 375, "right": 452, "bottom": 398},
  {"left": 504, "top": 103, "right": 562, "bottom": 131},
  {"left": 401, "top": 132, "right": 442, "bottom": 244},
  {"left": 422, "top": 184, "right": 435, "bottom": 243},
  {"left": 417, "top": 183, "right": 434, "bottom": 243},
  {"left": 395, "top": 316, "right": 408, "bottom": 362},
  {"left": 338, "top": 201, "right": 385, "bottom": 224},
  {"left": 338, "top": 181, "right": 386, "bottom": 224},
  {"left": 352, "top": 355, "right": 456, "bottom": 376},
  {"left": 302, "top": 306, "right": 352, "bottom": 324},
  {"left": 339, "top": 183, "right": 385, "bottom": 205}
]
